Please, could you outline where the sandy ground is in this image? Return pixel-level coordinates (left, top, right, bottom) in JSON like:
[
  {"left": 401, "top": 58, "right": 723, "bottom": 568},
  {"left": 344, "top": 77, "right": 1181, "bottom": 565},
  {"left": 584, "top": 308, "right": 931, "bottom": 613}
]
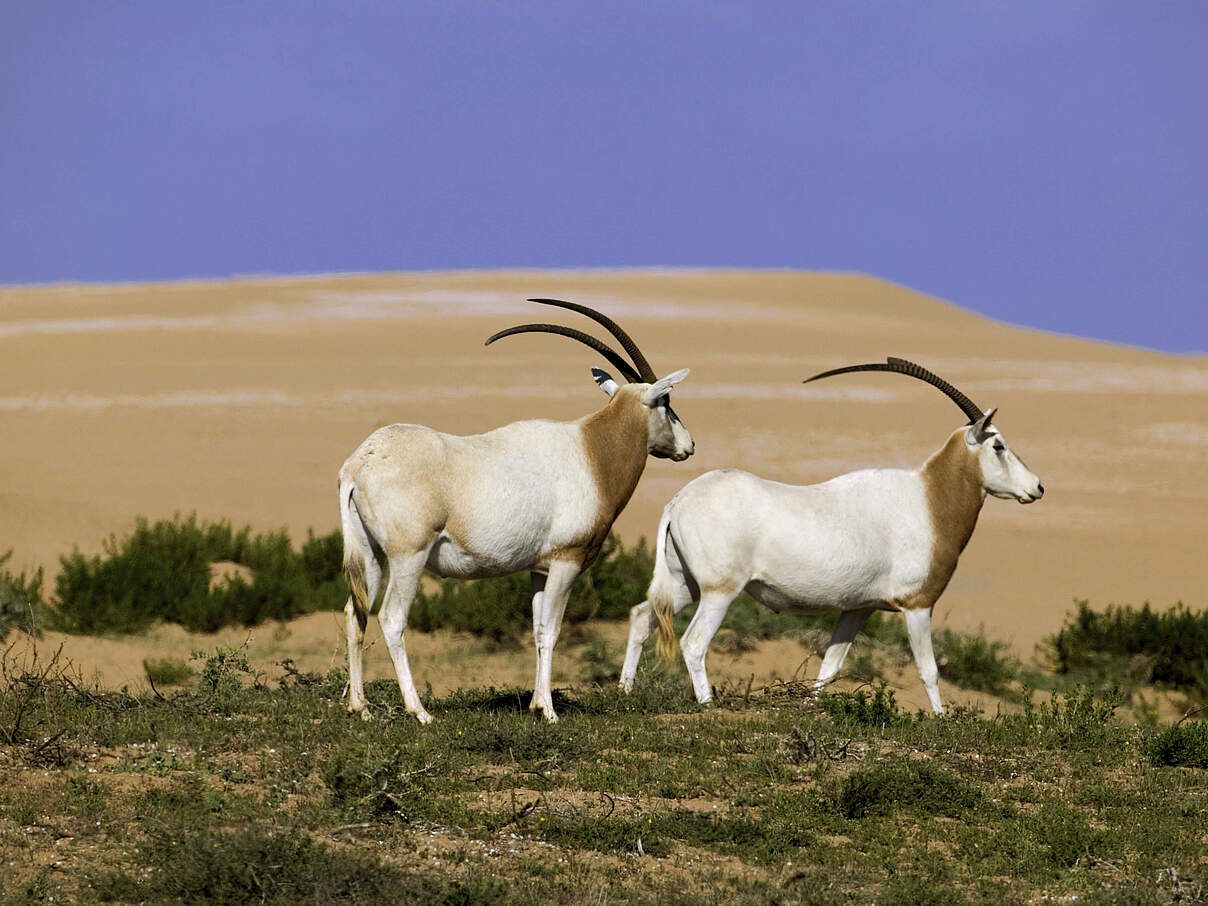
[{"left": 2, "top": 270, "right": 1205, "bottom": 696}]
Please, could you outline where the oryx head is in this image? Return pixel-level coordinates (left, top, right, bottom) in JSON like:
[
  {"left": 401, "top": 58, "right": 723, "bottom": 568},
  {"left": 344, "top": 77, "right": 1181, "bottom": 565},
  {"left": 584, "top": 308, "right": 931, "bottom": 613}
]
[
  {"left": 804, "top": 356, "right": 1043, "bottom": 504},
  {"left": 485, "top": 298, "right": 695, "bottom": 461}
]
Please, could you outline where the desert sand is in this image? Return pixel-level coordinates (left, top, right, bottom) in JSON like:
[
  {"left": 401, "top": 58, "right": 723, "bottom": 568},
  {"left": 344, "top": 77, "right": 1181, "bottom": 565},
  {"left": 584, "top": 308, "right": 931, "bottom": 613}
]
[{"left": 2, "top": 271, "right": 1204, "bottom": 705}]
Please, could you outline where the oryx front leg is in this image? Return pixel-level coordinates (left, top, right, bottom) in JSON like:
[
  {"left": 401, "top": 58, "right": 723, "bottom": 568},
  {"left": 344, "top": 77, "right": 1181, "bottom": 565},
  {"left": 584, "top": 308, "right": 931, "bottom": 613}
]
[
  {"left": 531, "top": 560, "right": 580, "bottom": 723},
  {"left": 679, "top": 589, "right": 738, "bottom": 704},
  {"left": 378, "top": 549, "right": 434, "bottom": 724},
  {"left": 813, "top": 607, "right": 874, "bottom": 693},
  {"left": 904, "top": 607, "right": 944, "bottom": 714}
]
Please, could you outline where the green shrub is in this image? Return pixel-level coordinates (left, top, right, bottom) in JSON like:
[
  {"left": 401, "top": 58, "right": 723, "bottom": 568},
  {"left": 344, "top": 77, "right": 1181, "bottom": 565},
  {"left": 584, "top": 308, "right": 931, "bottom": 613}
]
[
  {"left": 320, "top": 745, "right": 446, "bottom": 822},
  {"left": 0, "top": 550, "right": 45, "bottom": 641},
  {"left": 1020, "top": 685, "right": 1123, "bottom": 749},
  {"left": 192, "top": 644, "right": 258, "bottom": 704},
  {"left": 1048, "top": 601, "right": 1208, "bottom": 699},
  {"left": 143, "top": 657, "right": 193, "bottom": 686},
  {"left": 934, "top": 626, "right": 1018, "bottom": 695},
  {"left": 1146, "top": 722, "right": 1208, "bottom": 768},
  {"left": 579, "top": 632, "right": 620, "bottom": 685},
  {"left": 1038, "top": 804, "right": 1109, "bottom": 867},
  {"left": 409, "top": 532, "right": 653, "bottom": 640},
  {"left": 52, "top": 515, "right": 347, "bottom": 634},
  {"left": 835, "top": 759, "right": 982, "bottom": 819},
  {"left": 818, "top": 683, "right": 907, "bottom": 728}
]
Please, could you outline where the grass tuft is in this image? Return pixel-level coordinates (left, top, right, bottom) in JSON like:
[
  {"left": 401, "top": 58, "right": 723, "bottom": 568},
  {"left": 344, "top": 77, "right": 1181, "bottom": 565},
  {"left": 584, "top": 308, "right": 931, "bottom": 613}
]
[
  {"left": 835, "top": 759, "right": 982, "bottom": 819},
  {"left": 1146, "top": 721, "right": 1208, "bottom": 768}
]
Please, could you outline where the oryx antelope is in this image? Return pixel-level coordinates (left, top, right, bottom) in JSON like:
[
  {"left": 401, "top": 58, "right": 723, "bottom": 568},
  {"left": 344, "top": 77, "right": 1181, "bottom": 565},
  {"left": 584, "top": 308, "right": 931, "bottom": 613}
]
[
  {"left": 339, "top": 299, "right": 693, "bottom": 723},
  {"left": 619, "top": 357, "right": 1043, "bottom": 714}
]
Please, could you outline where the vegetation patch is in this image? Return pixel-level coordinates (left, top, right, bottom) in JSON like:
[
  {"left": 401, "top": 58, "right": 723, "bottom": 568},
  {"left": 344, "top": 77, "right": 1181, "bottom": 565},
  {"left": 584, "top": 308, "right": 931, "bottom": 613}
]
[
  {"left": 0, "top": 550, "right": 45, "bottom": 641},
  {"left": 1048, "top": 600, "right": 1208, "bottom": 701},
  {"left": 143, "top": 657, "right": 193, "bottom": 686},
  {"left": 817, "top": 683, "right": 908, "bottom": 728},
  {"left": 1146, "top": 721, "right": 1208, "bottom": 768},
  {"left": 835, "top": 760, "right": 982, "bottom": 819},
  {"left": 53, "top": 515, "right": 348, "bottom": 633},
  {"left": 933, "top": 626, "right": 1018, "bottom": 695},
  {"left": 0, "top": 644, "right": 1205, "bottom": 906}
]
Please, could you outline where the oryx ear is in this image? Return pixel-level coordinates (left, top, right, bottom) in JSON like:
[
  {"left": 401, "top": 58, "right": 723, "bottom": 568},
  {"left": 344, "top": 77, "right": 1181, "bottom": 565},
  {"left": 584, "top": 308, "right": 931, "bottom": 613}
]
[
  {"left": 591, "top": 367, "right": 619, "bottom": 398},
  {"left": 965, "top": 407, "right": 998, "bottom": 445},
  {"left": 641, "top": 368, "right": 690, "bottom": 406}
]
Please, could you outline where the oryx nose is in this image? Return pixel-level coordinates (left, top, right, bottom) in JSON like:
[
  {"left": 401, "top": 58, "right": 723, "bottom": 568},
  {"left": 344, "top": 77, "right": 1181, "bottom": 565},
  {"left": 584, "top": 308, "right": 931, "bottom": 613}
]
[{"left": 1036, "top": 483, "right": 1044, "bottom": 497}]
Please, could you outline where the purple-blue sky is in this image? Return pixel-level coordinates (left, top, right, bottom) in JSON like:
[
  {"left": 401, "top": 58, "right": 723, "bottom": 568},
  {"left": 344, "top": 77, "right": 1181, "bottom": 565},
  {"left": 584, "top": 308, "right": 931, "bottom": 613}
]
[{"left": 2, "top": 2, "right": 1205, "bottom": 352}]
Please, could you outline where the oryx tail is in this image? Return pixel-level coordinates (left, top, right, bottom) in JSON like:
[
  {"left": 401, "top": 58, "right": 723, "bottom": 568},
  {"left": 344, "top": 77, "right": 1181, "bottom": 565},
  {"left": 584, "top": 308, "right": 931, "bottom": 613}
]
[
  {"left": 339, "top": 479, "right": 373, "bottom": 613},
  {"left": 648, "top": 504, "right": 680, "bottom": 661}
]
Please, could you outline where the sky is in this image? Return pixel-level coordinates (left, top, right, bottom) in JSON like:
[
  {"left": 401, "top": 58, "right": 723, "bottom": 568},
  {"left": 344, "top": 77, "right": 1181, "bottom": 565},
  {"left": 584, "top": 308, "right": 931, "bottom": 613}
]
[{"left": 1, "top": 2, "right": 1205, "bottom": 353}]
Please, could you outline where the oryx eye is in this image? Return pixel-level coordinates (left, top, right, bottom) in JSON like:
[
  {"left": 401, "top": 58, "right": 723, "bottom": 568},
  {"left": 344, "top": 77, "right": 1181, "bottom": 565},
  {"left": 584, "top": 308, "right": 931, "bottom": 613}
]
[{"left": 993, "top": 441, "right": 1006, "bottom": 453}]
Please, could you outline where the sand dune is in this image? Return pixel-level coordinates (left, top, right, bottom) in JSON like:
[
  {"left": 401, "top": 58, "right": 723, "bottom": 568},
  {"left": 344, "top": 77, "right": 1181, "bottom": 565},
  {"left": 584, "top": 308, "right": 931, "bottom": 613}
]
[{"left": 2, "top": 270, "right": 1204, "bottom": 667}]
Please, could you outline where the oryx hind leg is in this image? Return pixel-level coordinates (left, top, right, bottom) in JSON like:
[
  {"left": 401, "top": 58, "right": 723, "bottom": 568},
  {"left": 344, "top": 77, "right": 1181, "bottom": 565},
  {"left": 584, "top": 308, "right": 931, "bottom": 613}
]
[
  {"left": 619, "top": 578, "right": 694, "bottom": 692},
  {"left": 378, "top": 545, "right": 436, "bottom": 724},
  {"left": 679, "top": 586, "right": 741, "bottom": 704},
  {"left": 813, "top": 607, "right": 875, "bottom": 692},
  {"left": 345, "top": 553, "right": 382, "bottom": 717}
]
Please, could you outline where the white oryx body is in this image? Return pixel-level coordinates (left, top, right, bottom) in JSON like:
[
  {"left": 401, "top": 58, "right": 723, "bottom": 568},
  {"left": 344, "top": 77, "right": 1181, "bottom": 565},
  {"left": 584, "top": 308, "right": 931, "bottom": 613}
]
[
  {"left": 621, "top": 397, "right": 1042, "bottom": 714},
  {"left": 340, "top": 299, "right": 693, "bottom": 724}
]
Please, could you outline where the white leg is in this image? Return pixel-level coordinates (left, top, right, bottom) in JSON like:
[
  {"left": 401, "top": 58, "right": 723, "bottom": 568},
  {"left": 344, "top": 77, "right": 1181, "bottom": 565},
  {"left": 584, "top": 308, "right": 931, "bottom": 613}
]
[
  {"left": 618, "top": 601, "right": 652, "bottom": 692},
  {"left": 531, "top": 560, "right": 580, "bottom": 722},
  {"left": 378, "top": 550, "right": 433, "bottom": 724},
  {"left": 345, "top": 556, "right": 382, "bottom": 718},
  {"left": 813, "top": 608, "right": 874, "bottom": 691},
  {"left": 529, "top": 572, "right": 546, "bottom": 712},
  {"left": 904, "top": 607, "right": 944, "bottom": 714},
  {"left": 619, "top": 579, "right": 694, "bottom": 692},
  {"left": 679, "top": 589, "right": 737, "bottom": 703}
]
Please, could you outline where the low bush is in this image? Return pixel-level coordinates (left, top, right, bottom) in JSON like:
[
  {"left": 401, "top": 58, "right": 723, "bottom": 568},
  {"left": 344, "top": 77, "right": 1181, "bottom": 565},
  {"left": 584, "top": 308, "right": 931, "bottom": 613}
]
[
  {"left": 0, "top": 550, "right": 45, "bottom": 641},
  {"left": 143, "top": 657, "right": 193, "bottom": 686},
  {"left": 1146, "top": 721, "right": 1208, "bottom": 769},
  {"left": 817, "top": 683, "right": 907, "bottom": 728},
  {"left": 52, "top": 516, "right": 347, "bottom": 634},
  {"left": 1048, "top": 600, "right": 1208, "bottom": 700},
  {"left": 1020, "top": 685, "right": 1124, "bottom": 749},
  {"left": 934, "top": 626, "right": 1018, "bottom": 695}
]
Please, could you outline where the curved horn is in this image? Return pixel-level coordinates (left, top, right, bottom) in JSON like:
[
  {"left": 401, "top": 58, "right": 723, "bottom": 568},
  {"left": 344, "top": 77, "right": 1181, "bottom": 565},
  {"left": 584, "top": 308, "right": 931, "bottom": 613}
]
[
  {"left": 526, "top": 298, "right": 657, "bottom": 382},
  {"left": 803, "top": 356, "right": 984, "bottom": 423},
  {"left": 485, "top": 323, "right": 643, "bottom": 383}
]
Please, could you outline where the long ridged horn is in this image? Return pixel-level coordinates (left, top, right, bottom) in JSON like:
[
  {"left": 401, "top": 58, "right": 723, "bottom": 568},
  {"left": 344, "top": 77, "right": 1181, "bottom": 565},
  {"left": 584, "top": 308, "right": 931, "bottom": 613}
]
[
  {"left": 525, "top": 298, "right": 657, "bottom": 382},
  {"left": 484, "top": 323, "right": 643, "bottom": 384},
  {"left": 803, "top": 356, "right": 985, "bottom": 423}
]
